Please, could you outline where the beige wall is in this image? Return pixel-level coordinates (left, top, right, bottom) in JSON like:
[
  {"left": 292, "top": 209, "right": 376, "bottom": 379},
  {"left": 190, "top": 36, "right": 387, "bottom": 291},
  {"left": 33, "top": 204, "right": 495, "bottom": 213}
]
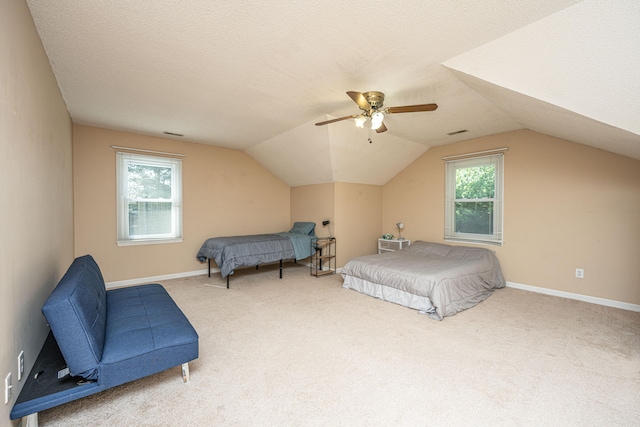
[
  {"left": 73, "top": 125, "right": 290, "bottom": 282},
  {"left": 383, "top": 129, "right": 640, "bottom": 305},
  {"left": 1, "top": 2, "right": 74, "bottom": 424},
  {"left": 334, "top": 182, "right": 383, "bottom": 266},
  {"left": 291, "top": 183, "right": 335, "bottom": 238},
  {"left": 291, "top": 183, "right": 383, "bottom": 267}
]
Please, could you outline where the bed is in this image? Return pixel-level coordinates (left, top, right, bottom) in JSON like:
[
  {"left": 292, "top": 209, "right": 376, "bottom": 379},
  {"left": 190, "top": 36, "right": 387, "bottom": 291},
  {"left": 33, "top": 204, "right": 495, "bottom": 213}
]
[
  {"left": 341, "top": 241, "right": 505, "bottom": 320},
  {"left": 196, "top": 222, "right": 317, "bottom": 288}
]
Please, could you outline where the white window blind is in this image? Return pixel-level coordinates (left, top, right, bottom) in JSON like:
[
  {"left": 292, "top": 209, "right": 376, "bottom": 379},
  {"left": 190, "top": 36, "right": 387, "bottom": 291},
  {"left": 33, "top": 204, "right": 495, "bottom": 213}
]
[{"left": 116, "top": 152, "right": 183, "bottom": 246}]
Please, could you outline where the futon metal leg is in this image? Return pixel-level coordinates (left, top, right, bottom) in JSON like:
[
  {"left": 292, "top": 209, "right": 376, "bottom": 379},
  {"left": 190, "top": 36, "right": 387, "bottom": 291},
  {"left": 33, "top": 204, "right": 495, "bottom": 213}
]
[
  {"left": 22, "top": 412, "right": 38, "bottom": 427},
  {"left": 227, "top": 275, "right": 230, "bottom": 289},
  {"left": 279, "top": 259, "right": 283, "bottom": 278},
  {"left": 182, "top": 362, "right": 190, "bottom": 383},
  {"left": 208, "top": 258, "right": 211, "bottom": 277}
]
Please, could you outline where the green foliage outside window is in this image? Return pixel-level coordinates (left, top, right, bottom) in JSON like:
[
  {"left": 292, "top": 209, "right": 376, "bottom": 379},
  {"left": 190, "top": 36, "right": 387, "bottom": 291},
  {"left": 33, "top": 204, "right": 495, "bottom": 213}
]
[{"left": 455, "top": 165, "right": 495, "bottom": 234}]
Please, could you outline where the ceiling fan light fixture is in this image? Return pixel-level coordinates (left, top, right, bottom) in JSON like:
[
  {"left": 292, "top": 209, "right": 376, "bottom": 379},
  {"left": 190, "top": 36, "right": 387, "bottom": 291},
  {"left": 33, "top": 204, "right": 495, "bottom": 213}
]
[
  {"left": 314, "top": 91, "right": 438, "bottom": 132},
  {"left": 371, "top": 111, "right": 384, "bottom": 130}
]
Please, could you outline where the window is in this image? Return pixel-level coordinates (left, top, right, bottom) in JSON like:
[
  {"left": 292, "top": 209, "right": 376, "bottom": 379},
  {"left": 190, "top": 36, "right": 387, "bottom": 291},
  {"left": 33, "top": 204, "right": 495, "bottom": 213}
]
[
  {"left": 444, "top": 153, "right": 503, "bottom": 245},
  {"left": 116, "top": 152, "right": 182, "bottom": 245}
]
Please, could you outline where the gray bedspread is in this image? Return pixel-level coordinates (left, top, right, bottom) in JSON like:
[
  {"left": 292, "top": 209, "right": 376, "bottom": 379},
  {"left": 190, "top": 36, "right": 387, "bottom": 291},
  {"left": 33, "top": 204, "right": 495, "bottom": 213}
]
[
  {"left": 196, "top": 233, "right": 314, "bottom": 278},
  {"left": 341, "top": 241, "right": 505, "bottom": 320}
]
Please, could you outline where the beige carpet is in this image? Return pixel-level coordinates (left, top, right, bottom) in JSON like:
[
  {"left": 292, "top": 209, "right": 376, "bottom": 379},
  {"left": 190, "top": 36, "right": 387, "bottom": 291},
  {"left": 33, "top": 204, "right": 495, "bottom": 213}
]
[{"left": 38, "top": 263, "right": 639, "bottom": 426}]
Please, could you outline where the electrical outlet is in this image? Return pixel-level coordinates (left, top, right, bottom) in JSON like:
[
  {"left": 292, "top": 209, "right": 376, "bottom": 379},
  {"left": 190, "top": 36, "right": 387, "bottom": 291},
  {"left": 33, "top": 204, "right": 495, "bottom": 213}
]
[
  {"left": 4, "top": 372, "right": 12, "bottom": 404},
  {"left": 576, "top": 268, "right": 584, "bottom": 279},
  {"left": 18, "top": 351, "right": 24, "bottom": 381}
]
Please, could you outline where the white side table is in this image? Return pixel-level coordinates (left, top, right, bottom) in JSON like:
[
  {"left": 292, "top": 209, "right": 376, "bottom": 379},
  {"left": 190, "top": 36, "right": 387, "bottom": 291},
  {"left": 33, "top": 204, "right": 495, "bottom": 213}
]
[{"left": 378, "top": 238, "right": 411, "bottom": 254}]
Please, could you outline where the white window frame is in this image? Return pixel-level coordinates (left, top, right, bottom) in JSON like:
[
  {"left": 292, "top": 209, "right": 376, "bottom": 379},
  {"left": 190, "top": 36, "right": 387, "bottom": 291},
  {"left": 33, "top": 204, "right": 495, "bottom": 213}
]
[
  {"left": 444, "top": 153, "right": 504, "bottom": 246},
  {"left": 116, "top": 152, "right": 183, "bottom": 246}
]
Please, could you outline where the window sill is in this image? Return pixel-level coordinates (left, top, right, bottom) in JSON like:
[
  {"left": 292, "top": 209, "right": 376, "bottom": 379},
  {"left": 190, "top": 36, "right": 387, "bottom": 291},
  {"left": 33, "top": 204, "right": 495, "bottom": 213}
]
[
  {"left": 444, "top": 237, "right": 503, "bottom": 246},
  {"left": 116, "top": 238, "right": 183, "bottom": 247}
]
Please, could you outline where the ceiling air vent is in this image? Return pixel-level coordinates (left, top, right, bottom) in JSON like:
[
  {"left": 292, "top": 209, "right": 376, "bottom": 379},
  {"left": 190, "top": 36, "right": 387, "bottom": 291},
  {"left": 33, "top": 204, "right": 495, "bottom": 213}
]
[
  {"left": 447, "top": 129, "right": 468, "bottom": 136},
  {"left": 163, "top": 131, "right": 184, "bottom": 137}
]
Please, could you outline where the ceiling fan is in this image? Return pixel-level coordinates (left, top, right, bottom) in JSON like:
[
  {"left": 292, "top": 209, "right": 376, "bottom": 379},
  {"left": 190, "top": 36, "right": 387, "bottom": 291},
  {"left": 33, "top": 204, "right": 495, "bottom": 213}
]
[{"left": 315, "top": 91, "right": 438, "bottom": 133}]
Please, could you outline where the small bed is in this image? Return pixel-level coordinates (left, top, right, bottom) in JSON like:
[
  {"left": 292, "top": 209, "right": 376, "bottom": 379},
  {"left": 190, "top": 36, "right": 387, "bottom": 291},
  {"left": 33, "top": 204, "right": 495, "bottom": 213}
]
[
  {"left": 196, "top": 222, "right": 317, "bottom": 288},
  {"left": 341, "top": 241, "right": 505, "bottom": 320}
]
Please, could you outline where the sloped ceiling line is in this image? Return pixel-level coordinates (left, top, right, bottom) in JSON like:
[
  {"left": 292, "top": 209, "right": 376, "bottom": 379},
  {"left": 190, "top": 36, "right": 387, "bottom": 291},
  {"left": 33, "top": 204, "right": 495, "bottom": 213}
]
[{"left": 25, "top": 0, "right": 640, "bottom": 187}]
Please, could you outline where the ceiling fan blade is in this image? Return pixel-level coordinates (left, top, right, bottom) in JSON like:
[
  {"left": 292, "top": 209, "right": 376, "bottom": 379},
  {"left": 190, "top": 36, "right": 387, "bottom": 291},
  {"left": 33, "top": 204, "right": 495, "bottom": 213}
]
[
  {"left": 375, "top": 122, "right": 387, "bottom": 133},
  {"left": 315, "top": 115, "right": 356, "bottom": 126},
  {"left": 386, "top": 103, "right": 438, "bottom": 114},
  {"left": 346, "top": 91, "right": 371, "bottom": 110}
]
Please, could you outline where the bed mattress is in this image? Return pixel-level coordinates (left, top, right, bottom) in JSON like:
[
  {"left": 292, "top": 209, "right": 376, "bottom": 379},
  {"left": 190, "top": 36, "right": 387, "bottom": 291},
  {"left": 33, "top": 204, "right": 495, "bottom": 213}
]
[{"left": 341, "top": 241, "right": 505, "bottom": 320}]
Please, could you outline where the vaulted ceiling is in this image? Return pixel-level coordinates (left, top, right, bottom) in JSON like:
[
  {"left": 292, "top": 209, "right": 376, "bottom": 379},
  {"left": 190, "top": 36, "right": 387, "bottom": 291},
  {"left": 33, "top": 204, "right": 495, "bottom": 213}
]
[{"left": 26, "top": 0, "right": 640, "bottom": 186}]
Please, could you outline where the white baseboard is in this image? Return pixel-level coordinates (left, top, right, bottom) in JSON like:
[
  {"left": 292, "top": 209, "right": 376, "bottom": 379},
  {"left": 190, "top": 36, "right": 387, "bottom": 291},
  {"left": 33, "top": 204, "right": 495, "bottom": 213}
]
[
  {"left": 106, "top": 268, "right": 213, "bottom": 289},
  {"left": 107, "top": 272, "right": 639, "bottom": 313},
  {"left": 506, "top": 281, "right": 640, "bottom": 312},
  {"left": 106, "top": 261, "right": 305, "bottom": 289}
]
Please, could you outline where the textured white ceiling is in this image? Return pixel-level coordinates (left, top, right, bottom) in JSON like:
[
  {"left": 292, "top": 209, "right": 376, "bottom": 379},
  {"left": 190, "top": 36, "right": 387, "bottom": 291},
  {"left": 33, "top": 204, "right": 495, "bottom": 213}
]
[{"left": 26, "top": 0, "right": 640, "bottom": 186}]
